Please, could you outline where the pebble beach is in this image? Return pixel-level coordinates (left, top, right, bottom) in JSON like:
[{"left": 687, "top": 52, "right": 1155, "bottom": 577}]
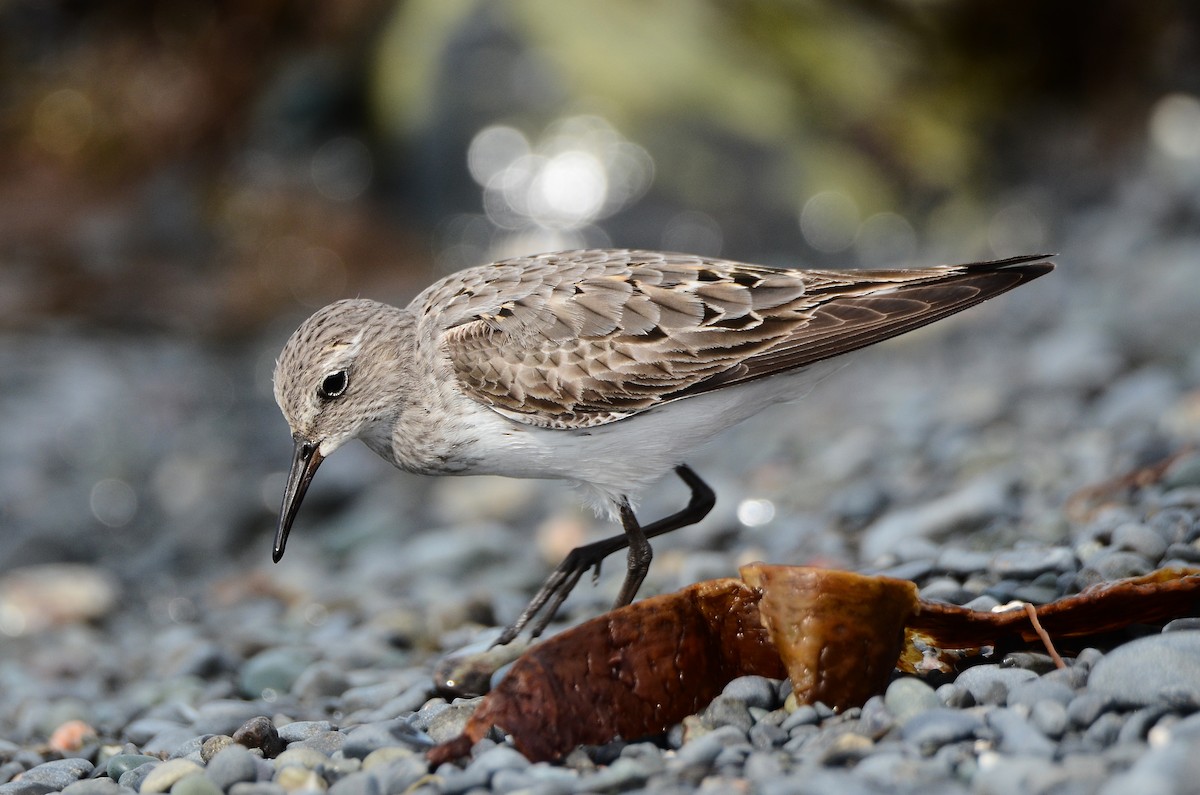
[{"left": 3, "top": 153, "right": 1200, "bottom": 795}]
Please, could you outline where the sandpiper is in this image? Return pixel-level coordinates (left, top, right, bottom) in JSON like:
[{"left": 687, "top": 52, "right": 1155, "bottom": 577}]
[{"left": 271, "top": 249, "right": 1053, "bottom": 643}]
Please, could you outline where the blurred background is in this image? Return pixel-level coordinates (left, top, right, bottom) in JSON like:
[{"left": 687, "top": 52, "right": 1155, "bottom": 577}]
[{"left": 2, "top": 0, "right": 1200, "bottom": 635}]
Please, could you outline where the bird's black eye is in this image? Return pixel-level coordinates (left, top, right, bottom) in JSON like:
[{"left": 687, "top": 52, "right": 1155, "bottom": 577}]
[{"left": 318, "top": 370, "right": 348, "bottom": 399}]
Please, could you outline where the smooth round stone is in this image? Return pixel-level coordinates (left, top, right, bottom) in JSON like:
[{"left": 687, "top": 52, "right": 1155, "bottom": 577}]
[
  {"left": 954, "top": 665, "right": 1037, "bottom": 706},
  {"left": 140, "top": 758, "right": 203, "bottom": 793},
  {"left": 466, "top": 745, "right": 529, "bottom": 777},
  {"left": 1082, "top": 712, "right": 1125, "bottom": 749},
  {"left": 996, "top": 546, "right": 1077, "bottom": 577},
  {"left": 327, "top": 771, "right": 386, "bottom": 795},
  {"left": 170, "top": 775, "right": 223, "bottom": 795},
  {"left": 424, "top": 702, "right": 478, "bottom": 744},
  {"left": 1005, "top": 678, "right": 1076, "bottom": 711},
  {"left": 60, "top": 780, "right": 124, "bottom": 795},
  {"left": 900, "top": 708, "right": 985, "bottom": 752},
  {"left": 201, "top": 736, "right": 235, "bottom": 763},
  {"left": 107, "top": 753, "right": 159, "bottom": 779},
  {"left": 206, "top": 744, "right": 257, "bottom": 791},
  {"left": 884, "top": 677, "right": 940, "bottom": 723},
  {"left": 232, "top": 717, "right": 284, "bottom": 759},
  {"left": 118, "top": 762, "right": 158, "bottom": 791},
  {"left": 1084, "top": 550, "right": 1154, "bottom": 582},
  {"left": 169, "top": 735, "right": 207, "bottom": 762},
  {"left": 573, "top": 758, "right": 654, "bottom": 792},
  {"left": 703, "top": 695, "right": 754, "bottom": 733},
  {"left": 748, "top": 720, "right": 787, "bottom": 749},
  {"left": 273, "top": 767, "right": 323, "bottom": 791},
  {"left": 936, "top": 548, "right": 992, "bottom": 576},
  {"left": 274, "top": 747, "right": 331, "bottom": 771},
  {"left": 361, "top": 746, "right": 417, "bottom": 771},
  {"left": 0, "top": 783, "right": 58, "bottom": 795},
  {"left": 227, "top": 782, "right": 288, "bottom": 795},
  {"left": 276, "top": 721, "right": 334, "bottom": 744},
  {"left": 1163, "top": 618, "right": 1200, "bottom": 634},
  {"left": 1090, "top": 632, "right": 1200, "bottom": 707},
  {"left": 722, "top": 676, "right": 779, "bottom": 711},
  {"left": 290, "top": 732, "right": 346, "bottom": 756},
  {"left": 677, "top": 725, "right": 748, "bottom": 767},
  {"left": 986, "top": 707, "right": 1055, "bottom": 757},
  {"left": 1112, "top": 523, "right": 1169, "bottom": 561},
  {"left": 1029, "top": 700, "right": 1070, "bottom": 739},
  {"left": 10, "top": 758, "right": 94, "bottom": 790},
  {"left": 238, "top": 648, "right": 314, "bottom": 699},
  {"left": 1067, "top": 693, "right": 1111, "bottom": 728},
  {"left": 780, "top": 704, "right": 820, "bottom": 733}
]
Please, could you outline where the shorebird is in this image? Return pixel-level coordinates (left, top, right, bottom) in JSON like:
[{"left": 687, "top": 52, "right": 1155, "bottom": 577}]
[{"left": 271, "top": 249, "right": 1053, "bottom": 643}]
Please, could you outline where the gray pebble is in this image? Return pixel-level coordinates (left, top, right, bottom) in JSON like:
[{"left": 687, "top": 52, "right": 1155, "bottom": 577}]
[
  {"left": 1117, "top": 705, "right": 1172, "bottom": 745},
  {"left": 7, "top": 758, "right": 93, "bottom": 791},
  {"left": 1006, "top": 678, "right": 1076, "bottom": 711},
  {"left": 749, "top": 721, "right": 788, "bottom": 749},
  {"left": 1029, "top": 699, "right": 1069, "bottom": 739},
  {"left": 1082, "top": 712, "right": 1126, "bottom": 750},
  {"left": 884, "top": 677, "right": 940, "bottom": 722},
  {"left": 169, "top": 735, "right": 207, "bottom": 762},
  {"left": 238, "top": 648, "right": 313, "bottom": 699},
  {"left": 227, "top": 783, "right": 287, "bottom": 795},
  {"left": 743, "top": 750, "right": 786, "bottom": 782},
  {"left": 1112, "top": 522, "right": 1169, "bottom": 561},
  {"left": 171, "top": 775, "right": 223, "bottom": 795},
  {"left": 937, "top": 683, "right": 974, "bottom": 709},
  {"left": 1163, "top": 617, "right": 1200, "bottom": 633},
  {"left": 991, "top": 546, "right": 1077, "bottom": 578},
  {"left": 342, "top": 720, "right": 433, "bottom": 759},
  {"left": 677, "top": 725, "right": 748, "bottom": 767},
  {"left": 117, "top": 762, "right": 157, "bottom": 791},
  {"left": 289, "top": 731, "right": 346, "bottom": 755},
  {"left": 919, "top": 577, "right": 973, "bottom": 604},
  {"left": 205, "top": 744, "right": 257, "bottom": 791},
  {"left": 327, "top": 770, "right": 387, "bottom": 795},
  {"left": 424, "top": 701, "right": 478, "bottom": 744},
  {"left": 986, "top": 707, "right": 1055, "bottom": 757},
  {"left": 0, "top": 783, "right": 57, "bottom": 795},
  {"left": 275, "top": 721, "right": 334, "bottom": 744},
  {"left": 900, "top": 708, "right": 984, "bottom": 752},
  {"left": 722, "top": 676, "right": 779, "bottom": 711},
  {"left": 954, "top": 665, "right": 1037, "bottom": 706},
  {"left": 59, "top": 780, "right": 125, "bottom": 795},
  {"left": 780, "top": 704, "right": 820, "bottom": 733},
  {"left": 703, "top": 695, "right": 754, "bottom": 733},
  {"left": 1081, "top": 550, "right": 1154, "bottom": 584},
  {"left": 467, "top": 745, "right": 529, "bottom": 777},
  {"left": 572, "top": 758, "right": 654, "bottom": 791},
  {"left": 106, "top": 753, "right": 159, "bottom": 780},
  {"left": 937, "top": 548, "right": 992, "bottom": 576},
  {"left": 1067, "top": 692, "right": 1111, "bottom": 728},
  {"left": 1090, "top": 631, "right": 1200, "bottom": 707}
]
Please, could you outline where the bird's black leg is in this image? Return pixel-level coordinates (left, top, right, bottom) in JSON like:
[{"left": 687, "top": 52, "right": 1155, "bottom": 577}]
[{"left": 493, "top": 464, "right": 716, "bottom": 646}]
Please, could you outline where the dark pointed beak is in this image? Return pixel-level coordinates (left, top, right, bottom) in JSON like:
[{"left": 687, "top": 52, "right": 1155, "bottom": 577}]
[{"left": 273, "top": 438, "right": 324, "bottom": 563}]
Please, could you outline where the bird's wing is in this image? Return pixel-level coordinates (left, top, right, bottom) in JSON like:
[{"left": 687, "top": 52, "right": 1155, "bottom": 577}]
[{"left": 419, "top": 249, "right": 1052, "bottom": 429}]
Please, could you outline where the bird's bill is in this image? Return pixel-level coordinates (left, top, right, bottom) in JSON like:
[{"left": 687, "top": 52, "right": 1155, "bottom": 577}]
[{"left": 273, "top": 439, "right": 324, "bottom": 563}]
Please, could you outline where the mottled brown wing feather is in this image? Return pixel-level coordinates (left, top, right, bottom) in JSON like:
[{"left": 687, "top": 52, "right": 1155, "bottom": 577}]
[{"left": 424, "top": 250, "right": 1052, "bottom": 429}]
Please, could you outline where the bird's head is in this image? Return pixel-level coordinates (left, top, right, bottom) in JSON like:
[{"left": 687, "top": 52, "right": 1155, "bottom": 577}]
[{"left": 271, "top": 298, "right": 403, "bottom": 562}]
